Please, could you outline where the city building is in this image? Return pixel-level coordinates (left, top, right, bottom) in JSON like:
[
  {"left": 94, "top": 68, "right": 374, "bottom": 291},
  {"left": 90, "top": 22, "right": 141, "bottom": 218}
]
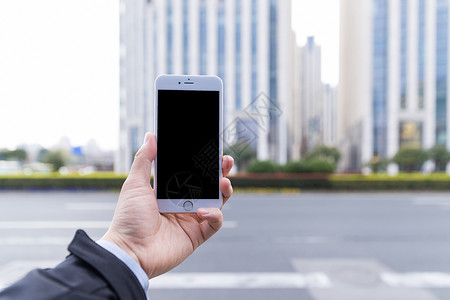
[
  {"left": 299, "top": 37, "right": 324, "bottom": 156},
  {"left": 339, "top": 0, "right": 445, "bottom": 171},
  {"left": 323, "top": 84, "right": 338, "bottom": 147},
  {"left": 117, "top": 0, "right": 293, "bottom": 173},
  {"left": 289, "top": 37, "right": 338, "bottom": 161}
]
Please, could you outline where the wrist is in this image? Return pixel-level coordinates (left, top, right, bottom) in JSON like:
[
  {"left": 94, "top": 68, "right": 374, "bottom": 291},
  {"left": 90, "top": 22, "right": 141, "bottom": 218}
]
[
  {"left": 100, "top": 232, "right": 142, "bottom": 271},
  {"left": 97, "top": 236, "right": 150, "bottom": 293}
]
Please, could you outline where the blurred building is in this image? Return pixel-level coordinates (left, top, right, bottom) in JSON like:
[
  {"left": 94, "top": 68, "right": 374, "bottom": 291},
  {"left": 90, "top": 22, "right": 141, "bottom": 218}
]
[
  {"left": 323, "top": 84, "right": 338, "bottom": 147},
  {"left": 299, "top": 37, "right": 324, "bottom": 155},
  {"left": 289, "top": 37, "right": 338, "bottom": 161},
  {"left": 339, "top": 0, "right": 446, "bottom": 171},
  {"left": 117, "top": 0, "right": 293, "bottom": 173}
]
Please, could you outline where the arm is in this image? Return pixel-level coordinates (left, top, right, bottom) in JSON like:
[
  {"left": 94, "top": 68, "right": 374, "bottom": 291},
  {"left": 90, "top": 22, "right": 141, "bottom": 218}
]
[
  {"left": 0, "top": 230, "right": 146, "bottom": 300},
  {"left": 0, "top": 132, "right": 234, "bottom": 299}
]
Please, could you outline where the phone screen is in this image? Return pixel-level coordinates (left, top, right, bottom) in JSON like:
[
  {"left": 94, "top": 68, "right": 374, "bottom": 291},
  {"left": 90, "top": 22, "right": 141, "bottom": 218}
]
[{"left": 157, "top": 90, "right": 220, "bottom": 200}]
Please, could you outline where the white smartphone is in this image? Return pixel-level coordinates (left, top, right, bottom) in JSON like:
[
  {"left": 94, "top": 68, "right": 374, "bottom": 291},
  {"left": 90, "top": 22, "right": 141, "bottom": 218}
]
[{"left": 154, "top": 75, "right": 223, "bottom": 213}]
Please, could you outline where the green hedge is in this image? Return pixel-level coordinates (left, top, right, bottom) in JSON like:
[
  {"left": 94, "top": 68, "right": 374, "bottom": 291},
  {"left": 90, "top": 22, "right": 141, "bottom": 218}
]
[
  {"left": 229, "top": 173, "right": 450, "bottom": 191},
  {"left": 329, "top": 173, "right": 450, "bottom": 190},
  {"left": 2, "top": 172, "right": 450, "bottom": 191},
  {"left": 0, "top": 173, "right": 128, "bottom": 190},
  {"left": 229, "top": 177, "right": 332, "bottom": 189},
  {"left": 249, "top": 158, "right": 336, "bottom": 173},
  {"left": 285, "top": 160, "right": 335, "bottom": 173}
]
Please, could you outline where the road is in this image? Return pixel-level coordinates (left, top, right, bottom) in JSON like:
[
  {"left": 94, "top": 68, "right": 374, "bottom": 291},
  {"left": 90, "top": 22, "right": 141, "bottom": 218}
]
[{"left": 1, "top": 191, "right": 450, "bottom": 299}]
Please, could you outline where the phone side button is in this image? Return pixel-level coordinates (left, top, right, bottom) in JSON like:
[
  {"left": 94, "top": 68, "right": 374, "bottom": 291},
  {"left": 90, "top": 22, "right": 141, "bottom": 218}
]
[{"left": 183, "top": 200, "right": 193, "bottom": 211}]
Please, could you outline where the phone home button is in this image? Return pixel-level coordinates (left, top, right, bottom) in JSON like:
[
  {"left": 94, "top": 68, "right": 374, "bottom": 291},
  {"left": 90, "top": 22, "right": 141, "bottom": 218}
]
[{"left": 183, "top": 201, "right": 193, "bottom": 211}]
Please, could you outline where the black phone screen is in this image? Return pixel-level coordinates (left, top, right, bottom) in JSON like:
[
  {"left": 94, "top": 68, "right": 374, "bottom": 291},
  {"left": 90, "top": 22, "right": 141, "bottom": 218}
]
[{"left": 156, "top": 90, "right": 220, "bottom": 200}]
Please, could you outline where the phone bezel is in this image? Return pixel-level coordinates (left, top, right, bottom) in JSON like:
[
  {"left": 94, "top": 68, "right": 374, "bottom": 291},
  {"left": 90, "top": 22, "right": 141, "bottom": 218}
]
[{"left": 154, "top": 74, "right": 223, "bottom": 213}]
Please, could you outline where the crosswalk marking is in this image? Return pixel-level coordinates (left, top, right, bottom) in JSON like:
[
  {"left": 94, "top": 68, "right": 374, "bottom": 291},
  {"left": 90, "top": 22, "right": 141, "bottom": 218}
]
[
  {"left": 292, "top": 258, "right": 441, "bottom": 300},
  {"left": 150, "top": 271, "right": 450, "bottom": 290},
  {"left": 0, "top": 236, "right": 70, "bottom": 245},
  {"left": 0, "top": 221, "right": 112, "bottom": 229},
  {"left": 65, "top": 202, "right": 117, "bottom": 210},
  {"left": 2, "top": 259, "right": 450, "bottom": 294},
  {"left": 150, "top": 272, "right": 331, "bottom": 289},
  {"left": 382, "top": 272, "right": 450, "bottom": 288}
]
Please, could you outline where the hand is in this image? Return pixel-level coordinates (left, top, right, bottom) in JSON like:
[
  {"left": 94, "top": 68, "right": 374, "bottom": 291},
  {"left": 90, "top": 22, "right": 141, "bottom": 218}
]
[{"left": 101, "top": 132, "right": 234, "bottom": 279}]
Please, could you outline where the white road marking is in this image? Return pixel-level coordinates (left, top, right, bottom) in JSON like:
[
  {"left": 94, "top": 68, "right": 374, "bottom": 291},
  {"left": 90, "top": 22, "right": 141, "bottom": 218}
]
[
  {"left": 65, "top": 202, "right": 116, "bottom": 210},
  {"left": 150, "top": 272, "right": 331, "bottom": 289},
  {"left": 292, "top": 259, "right": 441, "bottom": 300},
  {"left": 223, "top": 220, "right": 237, "bottom": 228},
  {"left": 0, "top": 220, "right": 237, "bottom": 230},
  {"left": 0, "top": 260, "right": 59, "bottom": 290},
  {"left": 150, "top": 271, "right": 450, "bottom": 290},
  {"left": 382, "top": 272, "right": 450, "bottom": 288},
  {"left": 413, "top": 197, "right": 450, "bottom": 207},
  {"left": 274, "top": 236, "right": 333, "bottom": 244},
  {"left": 0, "top": 236, "right": 70, "bottom": 245},
  {"left": 0, "top": 221, "right": 111, "bottom": 229},
  {"left": 1, "top": 259, "right": 450, "bottom": 294}
]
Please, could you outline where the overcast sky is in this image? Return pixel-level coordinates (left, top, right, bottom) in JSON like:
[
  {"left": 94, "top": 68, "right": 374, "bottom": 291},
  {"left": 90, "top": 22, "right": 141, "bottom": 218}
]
[
  {"left": 0, "top": 0, "right": 339, "bottom": 151},
  {"left": 292, "top": 0, "right": 340, "bottom": 86}
]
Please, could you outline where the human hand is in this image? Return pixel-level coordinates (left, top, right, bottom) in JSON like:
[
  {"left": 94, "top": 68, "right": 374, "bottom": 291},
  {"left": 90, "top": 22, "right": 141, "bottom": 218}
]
[{"left": 101, "top": 132, "right": 234, "bottom": 279}]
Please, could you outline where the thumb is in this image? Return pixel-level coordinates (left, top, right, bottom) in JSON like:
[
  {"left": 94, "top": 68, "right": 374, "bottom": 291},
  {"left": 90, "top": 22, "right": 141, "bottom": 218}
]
[
  {"left": 197, "top": 208, "right": 223, "bottom": 242},
  {"left": 128, "top": 132, "right": 157, "bottom": 183}
]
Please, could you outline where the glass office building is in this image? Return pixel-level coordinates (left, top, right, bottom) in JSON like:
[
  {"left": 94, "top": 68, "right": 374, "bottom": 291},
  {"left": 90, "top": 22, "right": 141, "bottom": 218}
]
[
  {"left": 340, "top": 0, "right": 449, "bottom": 171},
  {"left": 372, "top": 0, "right": 388, "bottom": 158},
  {"left": 436, "top": 0, "right": 448, "bottom": 146},
  {"left": 117, "top": 0, "right": 293, "bottom": 172}
]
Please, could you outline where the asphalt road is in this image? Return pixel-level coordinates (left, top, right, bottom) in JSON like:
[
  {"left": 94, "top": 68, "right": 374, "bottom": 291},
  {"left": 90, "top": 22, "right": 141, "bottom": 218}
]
[{"left": 1, "top": 191, "right": 450, "bottom": 299}]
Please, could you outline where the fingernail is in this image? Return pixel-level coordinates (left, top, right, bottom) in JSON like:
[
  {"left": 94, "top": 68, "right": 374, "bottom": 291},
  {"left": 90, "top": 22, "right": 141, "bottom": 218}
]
[
  {"left": 198, "top": 208, "right": 209, "bottom": 216},
  {"left": 143, "top": 132, "right": 151, "bottom": 144}
]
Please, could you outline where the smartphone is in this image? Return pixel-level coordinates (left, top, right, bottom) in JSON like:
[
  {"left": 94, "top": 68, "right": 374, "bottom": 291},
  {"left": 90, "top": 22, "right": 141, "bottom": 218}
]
[{"left": 154, "top": 75, "right": 223, "bottom": 213}]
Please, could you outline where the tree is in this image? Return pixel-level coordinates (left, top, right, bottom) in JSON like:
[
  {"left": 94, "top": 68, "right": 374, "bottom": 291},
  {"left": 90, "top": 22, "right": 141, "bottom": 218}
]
[
  {"left": 0, "top": 149, "right": 27, "bottom": 161},
  {"left": 37, "top": 148, "right": 50, "bottom": 163},
  {"left": 11, "top": 149, "right": 27, "bottom": 161},
  {"left": 392, "top": 147, "right": 428, "bottom": 172},
  {"left": 284, "top": 158, "right": 336, "bottom": 173},
  {"left": 304, "top": 146, "right": 341, "bottom": 164},
  {"left": 428, "top": 144, "right": 450, "bottom": 172},
  {"left": 42, "top": 150, "right": 68, "bottom": 172},
  {"left": 247, "top": 160, "right": 281, "bottom": 173},
  {"left": 304, "top": 158, "right": 336, "bottom": 173},
  {"left": 368, "top": 155, "right": 389, "bottom": 173},
  {"left": 224, "top": 142, "right": 256, "bottom": 171}
]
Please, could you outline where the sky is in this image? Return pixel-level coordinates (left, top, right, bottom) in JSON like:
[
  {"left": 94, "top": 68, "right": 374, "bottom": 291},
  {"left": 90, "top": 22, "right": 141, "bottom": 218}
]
[
  {"left": 0, "top": 0, "right": 119, "bottom": 151},
  {"left": 291, "top": 0, "right": 340, "bottom": 86},
  {"left": 0, "top": 0, "right": 339, "bottom": 152}
]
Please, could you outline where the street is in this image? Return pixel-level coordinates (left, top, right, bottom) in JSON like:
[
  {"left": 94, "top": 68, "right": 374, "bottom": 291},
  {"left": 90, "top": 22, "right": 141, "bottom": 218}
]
[{"left": 1, "top": 191, "right": 450, "bottom": 299}]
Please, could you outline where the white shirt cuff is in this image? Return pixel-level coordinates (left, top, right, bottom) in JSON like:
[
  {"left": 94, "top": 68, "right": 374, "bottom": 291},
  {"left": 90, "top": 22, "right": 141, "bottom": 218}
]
[{"left": 96, "top": 240, "right": 149, "bottom": 295}]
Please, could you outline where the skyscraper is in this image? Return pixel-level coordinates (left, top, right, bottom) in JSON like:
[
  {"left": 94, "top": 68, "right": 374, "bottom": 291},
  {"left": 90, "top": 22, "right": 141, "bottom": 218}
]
[
  {"left": 323, "top": 84, "right": 338, "bottom": 147},
  {"left": 289, "top": 37, "right": 338, "bottom": 161},
  {"left": 117, "top": 0, "right": 293, "bottom": 173},
  {"left": 299, "top": 37, "right": 324, "bottom": 155},
  {"left": 339, "top": 0, "right": 446, "bottom": 171}
]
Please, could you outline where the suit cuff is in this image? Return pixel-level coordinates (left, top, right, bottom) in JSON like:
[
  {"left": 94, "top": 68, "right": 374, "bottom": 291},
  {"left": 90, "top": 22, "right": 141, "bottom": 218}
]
[
  {"left": 69, "top": 230, "right": 147, "bottom": 300},
  {"left": 97, "top": 240, "right": 149, "bottom": 293}
]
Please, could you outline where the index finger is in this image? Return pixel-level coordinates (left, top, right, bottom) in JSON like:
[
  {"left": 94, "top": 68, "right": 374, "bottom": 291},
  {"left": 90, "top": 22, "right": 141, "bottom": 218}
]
[{"left": 222, "top": 155, "right": 234, "bottom": 177}]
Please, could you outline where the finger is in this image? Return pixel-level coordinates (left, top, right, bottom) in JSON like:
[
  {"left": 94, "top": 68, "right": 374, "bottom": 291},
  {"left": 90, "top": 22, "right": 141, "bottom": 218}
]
[
  {"left": 222, "top": 155, "right": 234, "bottom": 177},
  {"left": 219, "top": 177, "right": 233, "bottom": 205},
  {"left": 197, "top": 208, "right": 223, "bottom": 241},
  {"left": 128, "top": 132, "right": 157, "bottom": 184}
]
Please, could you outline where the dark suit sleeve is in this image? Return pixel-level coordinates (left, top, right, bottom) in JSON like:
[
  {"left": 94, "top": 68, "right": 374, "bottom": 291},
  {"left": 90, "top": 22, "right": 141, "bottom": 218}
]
[{"left": 0, "top": 230, "right": 147, "bottom": 300}]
